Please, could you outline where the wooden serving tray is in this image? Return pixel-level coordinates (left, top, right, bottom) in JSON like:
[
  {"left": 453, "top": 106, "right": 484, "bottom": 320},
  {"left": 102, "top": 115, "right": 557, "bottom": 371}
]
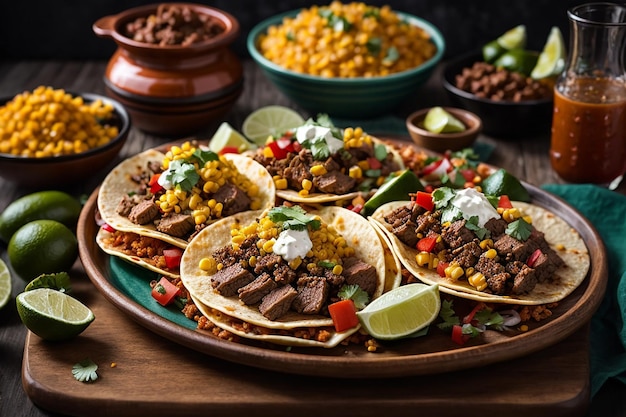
[{"left": 23, "top": 269, "right": 591, "bottom": 417}]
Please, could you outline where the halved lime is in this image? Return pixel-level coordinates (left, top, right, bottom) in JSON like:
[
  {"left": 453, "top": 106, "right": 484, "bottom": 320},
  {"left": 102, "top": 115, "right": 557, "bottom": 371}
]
[
  {"left": 357, "top": 283, "right": 441, "bottom": 340},
  {"left": 16, "top": 288, "right": 95, "bottom": 341},
  {"left": 0, "top": 258, "right": 12, "bottom": 309},
  {"left": 423, "top": 107, "right": 466, "bottom": 134},
  {"left": 494, "top": 49, "right": 539, "bottom": 76},
  {"left": 362, "top": 169, "right": 423, "bottom": 216},
  {"left": 241, "top": 105, "right": 305, "bottom": 145},
  {"left": 497, "top": 25, "right": 527, "bottom": 50},
  {"left": 531, "top": 26, "right": 566, "bottom": 79},
  {"left": 208, "top": 122, "right": 255, "bottom": 153}
]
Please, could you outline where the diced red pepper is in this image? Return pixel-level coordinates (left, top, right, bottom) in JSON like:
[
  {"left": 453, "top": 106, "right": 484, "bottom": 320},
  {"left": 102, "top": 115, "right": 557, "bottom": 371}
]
[
  {"left": 415, "top": 191, "right": 434, "bottom": 212},
  {"left": 436, "top": 261, "right": 449, "bottom": 277},
  {"left": 149, "top": 173, "right": 163, "bottom": 194},
  {"left": 367, "top": 156, "right": 382, "bottom": 170},
  {"left": 497, "top": 195, "right": 513, "bottom": 209},
  {"left": 151, "top": 277, "right": 181, "bottom": 306},
  {"left": 527, "top": 248, "right": 543, "bottom": 267},
  {"left": 219, "top": 146, "right": 240, "bottom": 155},
  {"left": 349, "top": 203, "right": 363, "bottom": 214},
  {"left": 328, "top": 299, "right": 359, "bottom": 332},
  {"left": 101, "top": 223, "right": 116, "bottom": 233},
  {"left": 163, "top": 247, "right": 183, "bottom": 270},
  {"left": 463, "top": 302, "right": 487, "bottom": 325},
  {"left": 451, "top": 324, "right": 470, "bottom": 345},
  {"left": 416, "top": 236, "right": 437, "bottom": 253}
]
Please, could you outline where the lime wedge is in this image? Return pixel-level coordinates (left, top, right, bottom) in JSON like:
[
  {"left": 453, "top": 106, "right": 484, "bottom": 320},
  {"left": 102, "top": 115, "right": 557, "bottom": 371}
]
[
  {"left": 0, "top": 258, "right": 12, "bottom": 309},
  {"left": 481, "top": 168, "right": 531, "bottom": 202},
  {"left": 482, "top": 40, "right": 505, "bottom": 63},
  {"left": 497, "top": 25, "right": 527, "bottom": 50},
  {"left": 16, "top": 288, "right": 95, "bottom": 341},
  {"left": 208, "top": 122, "right": 255, "bottom": 153},
  {"left": 423, "top": 107, "right": 466, "bottom": 134},
  {"left": 531, "top": 26, "right": 566, "bottom": 79},
  {"left": 494, "top": 49, "right": 539, "bottom": 76},
  {"left": 357, "top": 283, "right": 440, "bottom": 340},
  {"left": 242, "top": 105, "right": 305, "bottom": 145},
  {"left": 362, "top": 169, "right": 423, "bottom": 216}
]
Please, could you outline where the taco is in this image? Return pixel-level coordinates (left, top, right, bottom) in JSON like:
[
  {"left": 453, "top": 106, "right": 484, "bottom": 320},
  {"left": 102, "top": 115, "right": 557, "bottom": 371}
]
[
  {"left": 97, "top": 143, "right": 276, "bottom": 248},
  {"left": 179, "top": 205, "right": 387, "bottom": 347},
  {"left": 369, "top": 187, "right": 590, "bottom": 305},
  {"left": 251, "top": 120, "right": 404, "bottom": 203}
]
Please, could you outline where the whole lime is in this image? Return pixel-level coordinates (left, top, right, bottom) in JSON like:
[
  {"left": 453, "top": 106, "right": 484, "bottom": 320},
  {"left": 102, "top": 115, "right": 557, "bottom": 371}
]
[
  {"left": 8, "top": 220, "right": 78, "bottom": 282},
  {"left": 0, "top": 190, "right": 82, "bottom": 243}
]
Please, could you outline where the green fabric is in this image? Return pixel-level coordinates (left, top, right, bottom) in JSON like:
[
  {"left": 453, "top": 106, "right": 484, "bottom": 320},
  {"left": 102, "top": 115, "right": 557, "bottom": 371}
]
[{"left": 542, "top": 184, "right": 626, "bottom": 397}]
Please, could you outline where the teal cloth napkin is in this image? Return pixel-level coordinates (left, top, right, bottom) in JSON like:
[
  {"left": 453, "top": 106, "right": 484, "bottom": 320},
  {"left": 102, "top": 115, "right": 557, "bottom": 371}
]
[{"left": 542, "top": 184, "right": 626, "bottom": 397}]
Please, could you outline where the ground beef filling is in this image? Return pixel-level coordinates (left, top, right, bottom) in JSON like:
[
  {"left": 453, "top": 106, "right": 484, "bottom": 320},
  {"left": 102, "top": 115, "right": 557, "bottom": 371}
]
[{"left": 103, "top": 230, "right": 178, "bottom": 274}]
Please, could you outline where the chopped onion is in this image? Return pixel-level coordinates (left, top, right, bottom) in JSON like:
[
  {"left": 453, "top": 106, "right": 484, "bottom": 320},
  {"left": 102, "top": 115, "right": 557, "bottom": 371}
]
[{"left": 499, "top": 309, "right": 521, "bottom": 327}]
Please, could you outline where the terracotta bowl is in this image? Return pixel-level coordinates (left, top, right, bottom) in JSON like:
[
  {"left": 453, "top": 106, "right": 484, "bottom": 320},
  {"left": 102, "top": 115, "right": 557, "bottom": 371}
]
[
  {"left": 93, "top": 3, "right": 243, "bottom": 136},
  {"left": 442, "top": 52, "right": 553, "bottom": 138},
  {"left": 0, "top": 92, "right": 130, "bottom": 189},
  {"left": 406, "top": 107, "right": 482, "bottom": 153},
  {"left": 247, "top": 10, "right": 445, "bottom": 118}
]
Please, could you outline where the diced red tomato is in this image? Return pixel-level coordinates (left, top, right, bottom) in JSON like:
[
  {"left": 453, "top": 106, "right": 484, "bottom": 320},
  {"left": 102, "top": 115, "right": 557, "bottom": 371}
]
[
  {"left": 101, "top": 223, "right": 116, "bottom": 233},
  {"left": 219, "top": 146, "right": 240, "bottom": 155},
  {"left": 349, "top": 203, "right": 363, "bottom": 214},
  {"left": 451, "top": 324, "right": 470, "bottom": 345},
  {"left": 416, "top": 236, "right": 437, "bottom": 253},
  {"left": 367, "top": 157, "right": 382, "bottom": 170},
  {"left": 497, "top": 195, "right": 513, "bottom": 209},
  {"left": 149, "top": 173, "right": 163, "bottom": 194},
  {"left": 421, "top": 159, "right": 443, "bottom": 176},
  {"left": 151, "top": 277, "right": 181, "bottom": 306},
  {"left": 163, "top": 247, "right": 183, "bottom": 270},
  {"left": 267, "top": 137, "right": 295, "bottom": 159},
  {"left": 459, "top": 169, "right": 476, "bottom": 182},
  {"left": 436, "top": 261, "right": 449, "bottom": 277},
  {"left": 415, "top": 191, "right": 434, "bottom": 212},
  {"left": 527, "top": 248, "right": 543, "bottom": 267},
  {"left": 328, "top": 299, "right": 359, "bottom": 332},
  {"left": 292, "top": 141, "right": 302, "bottom": 152}
]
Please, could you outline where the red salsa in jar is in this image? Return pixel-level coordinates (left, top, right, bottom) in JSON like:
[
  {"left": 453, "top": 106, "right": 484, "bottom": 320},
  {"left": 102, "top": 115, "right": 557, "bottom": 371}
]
[{"left": 550, "top": 77, "right": 626, "bottom": 184}]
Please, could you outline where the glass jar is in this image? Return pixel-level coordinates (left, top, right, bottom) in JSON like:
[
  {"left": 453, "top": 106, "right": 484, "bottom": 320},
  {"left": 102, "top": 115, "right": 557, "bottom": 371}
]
[{"left": 550, "top": 2, "right": 626, "bottom": 185}]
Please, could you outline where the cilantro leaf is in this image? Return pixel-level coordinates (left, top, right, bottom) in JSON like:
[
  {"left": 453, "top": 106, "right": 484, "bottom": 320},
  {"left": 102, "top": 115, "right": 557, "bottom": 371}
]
[
  {"left": 506, "top": 218, "right": 533, "bottom": 241},
  {"left": 436, "top": 299, "right": 460, "bottom": 331},
  {"left": 309, "top": 137, "right": 331, "bottom": 160},
  {"left": 268, "top": 206, "right": 321, "bottom": 231},
  {"left": 432, "top": 187, "right": 456, "bottom": 209},
  {"left": 165, "top": 160, "right": 199, "bottom": 192},
  {"left": 383, "top": 46, "right": 399, "bottom": 63},
  {"left": 474, "top": 308, "right": 505, "bottom": 331},
  {"left": 464, "top": 216, "right": 490, "bottom": 240},
  {"left": 191, "top": 148, "right": 219, "bottom": 165},
  {"left": 364, "top": 7, "right": 381, "bottom": 19},
  {"left": 72, "top": 359, "right": 98, "bottom": 383},
  {"left": 366, "top": 37, "right": 382, "bottom": 55},
  {"left": 337, "top": 284, "right": 370, "bottom": 310}
]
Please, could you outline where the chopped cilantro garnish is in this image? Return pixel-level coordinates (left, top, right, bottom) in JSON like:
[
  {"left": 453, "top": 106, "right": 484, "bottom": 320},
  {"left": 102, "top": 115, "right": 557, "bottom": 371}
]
[
  {"left": 191, "top": 148, "right": 219, "bottom": 165},
  {"left": 286, "top": 30, "right": 295, "bottom": 41},
  {"left": 432, "top": 187, "right": 456, "bottom": 209},
  {"left": 366, "top": 37, "right": 382, "bottom": 55},
  {"left": 337, "top": 284, "right": 370, "bottom": 310},
  {"left": 155, "top": 283, "right": 166, "bottom": 295},
  {"left": 72, "top": 359, "right": 98, "bottom": 383},
  {"left": 464, "top": 216, "right": 490, "bottom": 240},
  {"left": 268, "top": 206, "right": 321, "bottom": 231},
  {"left": 317, "top": 260, "right": 336, "bottom": 269},
  {"left": 436, "top": 299, "right": 459, "bottom": 331},
  {"left": 309, "top": 137, "right": 331, "bottom": 160},
  {"left": 383, "top": 46, "right": 399, "bottom": 63},
  {"left": 319, "top": 10, "right": 352, "bottom": 32},
  {"left": 437, "top": 300, "right": 505, "bottom": 335},
  {"left": 506, "top": 218, "right": 533, "bottom": 241},
  {"left": 164, "top": 160, "right": 199, "bottom": 192},
  {"left": 363, "top": 7, "right": 381, "bottom": 19}
]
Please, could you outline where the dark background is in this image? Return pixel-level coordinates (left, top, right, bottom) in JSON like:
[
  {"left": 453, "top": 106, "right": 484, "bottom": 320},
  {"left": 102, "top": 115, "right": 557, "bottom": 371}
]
[{"left": 1, "top": 0, "right": 590, "bottom": 60}]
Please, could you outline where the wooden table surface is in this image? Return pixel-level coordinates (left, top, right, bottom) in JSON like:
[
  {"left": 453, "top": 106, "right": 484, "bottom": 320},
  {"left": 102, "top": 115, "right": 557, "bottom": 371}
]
[{"left": 0, "top": 59, "right": 625, "bottom": 416}]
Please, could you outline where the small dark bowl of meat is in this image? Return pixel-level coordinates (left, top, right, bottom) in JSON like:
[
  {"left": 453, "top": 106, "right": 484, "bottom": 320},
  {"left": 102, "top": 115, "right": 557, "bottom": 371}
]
[{"left": 442, "top": 52, "right": 554, "bottom": 138}]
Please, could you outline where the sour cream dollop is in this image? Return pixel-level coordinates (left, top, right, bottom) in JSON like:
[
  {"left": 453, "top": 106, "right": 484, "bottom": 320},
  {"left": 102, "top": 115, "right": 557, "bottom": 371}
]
[
  {"left": 157, "top": 169, "right": 173, "bottom": 190},
  {"left": 450, "top": 188, "right": 499, "bottom": 228},
  {"left": 273, "top": 228, "right": 312, "bottom": 262},
  {"left": 294, "top": 125, "right": 344, "bottom": 155}
]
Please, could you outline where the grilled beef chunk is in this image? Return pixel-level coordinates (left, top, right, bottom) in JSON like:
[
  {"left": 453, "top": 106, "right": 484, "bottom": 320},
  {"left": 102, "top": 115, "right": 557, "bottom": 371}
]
[
  {"left": 313, "top": 171, "right": 356, "bottom": 195},
  {"left": 238, "top": 273, "right": 277, "bottom": 305},
  {"left": 283, "top": 152, "right": 313, "bottom": 189},
  {"left": 532, "top": 251, "right": 560, "bottom": 282},
  {"left": 307, "top": 265, "right": 345, "bottom": 287},
  {"left": 342, "top": 256, "right": 377, "bottom": 297},
  {"left": 254, "top": 254, "right": 297, "bottom": 285},
  {"left": 487, "top": 272, "right": 511, "bottom": 295},
  {"left": 416, "top": 211, "right": 442, "bottom": 236},
  {"left": 484, "top": 217, "right": 507, "bottom": 238},
  {"left": 391, "top": 220, "right": 419, "bottom": 248},
  {"left": 442, "top": 220, "right": 476, "bottom": 249},
  {"left": 211, "top": 263, "right": 256, "bottom": 297},
  {"left": 259, "top": 285, "right": 298, "bottom": 320},
  {"left": 293, "top": 276, "right": 330, "bottom": 314},
  {"left": 511, "top": 263, "right": 538, "bottom": 294},
  {"left": 452, "top": 241, "right": 482, "bottom": 268},
  {"left": 156, "top": 213, "right": 194, "bottom": 237},
  {"left": 494, "top": 234, "right": 534, "bottom": 262},
  {"left": 116, "top": 194, "right": 137, "bottom": 217},
  {"left": 128, "top": 198, "right": 159, "bottom": 225},
  {"left": 322, "top": 157, "right": 341, "bottom": 173},
  {"left": 212, "top": 182, "right": 251, "bottom": 217}
]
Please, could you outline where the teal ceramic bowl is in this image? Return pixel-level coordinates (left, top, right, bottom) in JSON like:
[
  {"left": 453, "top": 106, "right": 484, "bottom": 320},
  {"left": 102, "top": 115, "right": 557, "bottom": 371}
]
[{"left": 247, "top": 10, "right": 445, "bottom": 118}]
